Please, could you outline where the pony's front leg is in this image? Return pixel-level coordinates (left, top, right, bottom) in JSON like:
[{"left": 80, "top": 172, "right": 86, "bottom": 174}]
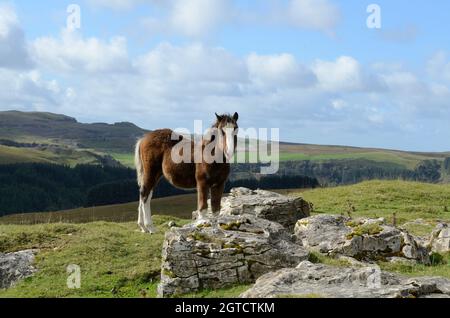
[
  {"left": 196, "top": 182, "right": 209, "bottom": 221},
  {"left": 211, "top": 182, "right": 225, "bottom": 216}
]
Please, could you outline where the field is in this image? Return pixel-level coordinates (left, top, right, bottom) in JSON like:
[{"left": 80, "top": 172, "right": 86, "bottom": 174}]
[
  {"left": 1, "top": 180, "right": 450, "bottom": 298},
  {"left": 0, "top": 194, "right": 197, "bottom": 225},
  {"left": 0, "top": 145, "right": 105, "bottom": 166},
  {"left": 112, "top": 148, "right": 449, "bottom": 170},
  {"left": 2, "top": 111, "right": 450, "bottom": 172}
]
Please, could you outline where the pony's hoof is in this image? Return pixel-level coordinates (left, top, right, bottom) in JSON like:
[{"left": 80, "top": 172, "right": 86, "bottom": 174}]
[{"left": 145, "top": 226, "right": 158, "bottom": 234}]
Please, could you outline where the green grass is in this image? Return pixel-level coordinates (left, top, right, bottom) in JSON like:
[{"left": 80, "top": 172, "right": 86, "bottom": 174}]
[
  {"left": 278, "top": 151, "right": 435, "bottom": 169},
  {"left": 110, "top": 153, "right": 135, "bottom": 168},
  {"left": 0, "top": 145, "right": 102, "bottom": 166},
  {"left": 379, "top": 253, "right": 450, "bottom": 279},
  {"left": 0, "top": 217, "right": 193, "bottom": 298},
  {"left": 300, "top": 180, "right": 450, "bottom": 230},
  {"left": 0, "top": 194, "right": 197, "bottom": 225},
  {"left": 2, "top": 180, "right": 450, "bottom": 298},
  {"left": 112, "top": 147, "right": 445, "bottom": 170}
]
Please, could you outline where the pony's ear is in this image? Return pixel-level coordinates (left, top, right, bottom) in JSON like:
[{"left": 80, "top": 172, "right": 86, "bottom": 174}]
[
  {"left": 215, "top": 113, "right": 223, "bottom": 122},
  {"left": 233, "top": 112, "right": 239, "bottom": 122}
]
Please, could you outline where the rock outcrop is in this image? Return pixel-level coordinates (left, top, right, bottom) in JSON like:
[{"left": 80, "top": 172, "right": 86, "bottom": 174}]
[
  {"left": 294, "top": 215, "right": 430, "bottom": 264},
  {"left": 157, "top": 215, "right": 309, "bottom": 297},
  {"left": 220, "top": 188, "right": 311, "bottom": 230},
  {"left": 240, "top": 261, "right": 450, "bottom": 298},
  {"left": 429, "top": 223, "right": 450, "bottom": 253},
  {"left": 0, "top": 250, "right": 37, "bottom": 290}
]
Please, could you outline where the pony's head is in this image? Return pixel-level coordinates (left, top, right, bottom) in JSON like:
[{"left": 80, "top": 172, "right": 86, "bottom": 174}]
[{"left": 213, "top": 112, "right": 239, "bottom": 162}]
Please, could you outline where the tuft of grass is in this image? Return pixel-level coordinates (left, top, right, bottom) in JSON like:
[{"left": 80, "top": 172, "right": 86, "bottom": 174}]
[
  {"left": 379, "top": 253, "right": 450, "bottom": 279},
  {"left": 307, "top": 252, "right": 352, "bottom": 267}
]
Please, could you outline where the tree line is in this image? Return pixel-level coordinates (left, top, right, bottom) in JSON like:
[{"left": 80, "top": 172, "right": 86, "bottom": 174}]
[
  {"left": 0, "top": 163, "right": 318, "bottom": 216},
  {"left": 232, "top": 159, "right": 446, "bottom": 186}
]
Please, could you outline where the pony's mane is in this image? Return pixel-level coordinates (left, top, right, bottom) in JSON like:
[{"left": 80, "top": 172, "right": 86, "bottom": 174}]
[{"left": 212, "top": 113, "right": 235, "bottom": 128}]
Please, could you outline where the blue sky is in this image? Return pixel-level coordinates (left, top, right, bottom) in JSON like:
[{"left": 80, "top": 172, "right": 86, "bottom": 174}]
[{"left": 1, "top": 0, "right": 450, "bottom": 151}]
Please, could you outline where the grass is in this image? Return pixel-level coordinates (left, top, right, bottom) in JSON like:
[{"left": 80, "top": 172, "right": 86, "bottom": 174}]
[
  {"left": 2, "top": 180, "right": 450, "bottom": 298},
  {"left": 379, "top": 253, "right": 450, "bottom": 279},
  {"left": 110, "top": 153, "right": 135, "bottom": 168},
  {"left": 299, "top": 180, "right": 450, "bottom": 231},
  {"left": 0, "top": 145, "right": 101, "bottom": 166},
  {"left": 111, "top": 146, "right": 446, "bottom": 170},
  {"left": 0, "top": 217, "right": 193, "bottom": 298},
  {"left": 278, "top": 151, "right": 435, "bottom": 169},
  {"left": 0, "top": 194, "right": 197, "bottom": 225}
]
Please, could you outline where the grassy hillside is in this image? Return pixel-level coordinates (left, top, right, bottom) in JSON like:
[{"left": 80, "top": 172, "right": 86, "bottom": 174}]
[
  {"left": 1, "top": 180, "right": 450, "bottom": 298},
  {"left": 0, "top": 111, "right": 147, "bottom": 153},
  {"left": 0, "top": 145, "right": 105, "bottom": 166},
  {"left": 300, "top": 180, "right": 450, "bottom": 228},
  {"left": 113, "top": 146, "right": 448, "bottom": 169},
  {"left": 1, "top": 111, "right": 449, "bottom": 170},
  {"left": 0, "top": 194, "right": 197, "bottom": 225}
]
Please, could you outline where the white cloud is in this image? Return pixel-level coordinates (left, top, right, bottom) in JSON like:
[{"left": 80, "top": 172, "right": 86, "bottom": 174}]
[
  {"left": 331, "top": 99, "right": 347, "bottom": 110},
  {"left": 381, "top": 71, "right": 426, "bottom": 95},
  {"left": 288, "top": 0, "right": 341, "bottom": 34},
  {"left": 0, "top": 69, "right": 66, "bottom": 111},
  {"left": 135, "top": 42, "right": 246, "bottom": 83},
  {"left": 169, "top": 0, "right": 230, "bottom": 37},
  {"left": 32, "top": 30, "right": 131, "bottom": 73},
  {"left": 313, "top": 56, "right": 364, "bottom": 92},
  {"left": 137, "top": 0, "right": 341, "bottom": 38},
  {"left": 247, "top": 53, "right": 316, "bottom": 88},
  {"left": 0, "top": 4, "right": 32, "bottom": 69}
]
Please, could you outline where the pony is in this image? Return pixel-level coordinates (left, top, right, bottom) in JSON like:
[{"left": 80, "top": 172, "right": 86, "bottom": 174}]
[{"left": 134, "top": 113, "right": 239, "bottom": 233}]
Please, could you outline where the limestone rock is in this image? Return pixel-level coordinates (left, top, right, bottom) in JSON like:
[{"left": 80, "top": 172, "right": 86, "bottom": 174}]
[
  {"left": 157, "top": 215, "right": 309, "bottom": 297},
  {"left": 294, "top": 215, "right": 430, "bottom": 264},
  {"left": 220, "top": 188, "right": 311, "bottom": 230},
  {"left": 0, "top": 250, "right": 37, "bottom": 290},
  {"left": 429, "top": 223, "right": 450, "bottom": 253},
  {"left": 240, "top": 261, "right": 450, "bottom": 298}
]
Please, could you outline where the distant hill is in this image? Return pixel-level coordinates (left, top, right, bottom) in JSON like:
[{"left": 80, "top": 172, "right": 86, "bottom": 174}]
[
  {"left": 0, "top": 111, "right": 449, "bottom": 180},
  {"left": 0, "top": 111, "right": 147, "bottom": 153},
  {"left": 0, "top": 111, "right": 148, "bottom": 166}
]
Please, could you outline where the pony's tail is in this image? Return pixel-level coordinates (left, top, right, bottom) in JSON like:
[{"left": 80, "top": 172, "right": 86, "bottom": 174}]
[{"left": 135, "top": 138, "right": 144, "bottom": 191}]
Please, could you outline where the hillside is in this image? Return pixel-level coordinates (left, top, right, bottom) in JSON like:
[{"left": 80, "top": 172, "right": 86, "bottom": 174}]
[
  {"left": 0, "top": 111, "right": 147, "bottom": 166},
  {"left": 1, "top": 180, "right": 449, "bottom": 298},
  {"left": 0, "top": 111, "right": 146, "bottom": 152},
  {"left": 1, "top": 111, "right": 449, "bottom": 168}
]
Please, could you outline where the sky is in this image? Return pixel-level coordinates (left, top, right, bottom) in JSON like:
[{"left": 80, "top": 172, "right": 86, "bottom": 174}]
[{"left": 1, "top": 0, "right": 450, "bottom": 151}]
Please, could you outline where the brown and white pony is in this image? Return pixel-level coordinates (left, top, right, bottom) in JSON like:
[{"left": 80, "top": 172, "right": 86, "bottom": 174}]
[{"left": 134, "top": 113, "right": 239, "bottom": 233}]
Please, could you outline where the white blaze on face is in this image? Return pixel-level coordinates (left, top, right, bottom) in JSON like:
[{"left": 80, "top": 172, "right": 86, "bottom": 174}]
[{"left": 223, "top": 124, "right": 236, "bottom": 161}]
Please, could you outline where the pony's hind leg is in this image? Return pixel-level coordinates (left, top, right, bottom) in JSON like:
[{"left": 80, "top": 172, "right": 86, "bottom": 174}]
[
  {"left": 142, "top": 191, "right": 154, "bottom": 233},
  {"left": 137, "top": 198, "right": 145, "bottom": 232},
  {"left": 140, "top": 170, "right": 162, "bottom": 234}
]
